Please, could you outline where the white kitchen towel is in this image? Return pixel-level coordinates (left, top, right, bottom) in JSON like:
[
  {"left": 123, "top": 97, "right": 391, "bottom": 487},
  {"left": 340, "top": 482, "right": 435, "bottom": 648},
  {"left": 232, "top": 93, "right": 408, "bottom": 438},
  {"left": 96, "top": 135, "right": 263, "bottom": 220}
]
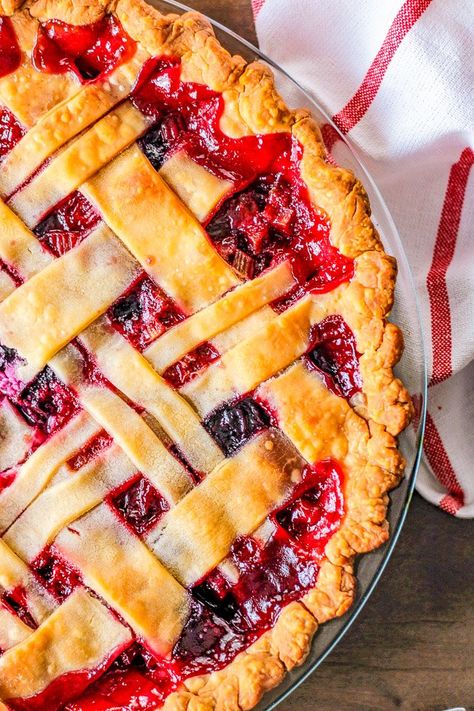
[{"left": 253, "top": 0, "right": 474, "bottom": 516}]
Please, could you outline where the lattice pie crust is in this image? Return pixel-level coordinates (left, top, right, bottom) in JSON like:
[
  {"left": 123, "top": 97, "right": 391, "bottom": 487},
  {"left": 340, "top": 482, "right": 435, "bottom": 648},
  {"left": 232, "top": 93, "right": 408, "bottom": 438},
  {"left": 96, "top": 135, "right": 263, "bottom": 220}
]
[{"left": 0, "top": 1, "right": 413, "bottom": 709}]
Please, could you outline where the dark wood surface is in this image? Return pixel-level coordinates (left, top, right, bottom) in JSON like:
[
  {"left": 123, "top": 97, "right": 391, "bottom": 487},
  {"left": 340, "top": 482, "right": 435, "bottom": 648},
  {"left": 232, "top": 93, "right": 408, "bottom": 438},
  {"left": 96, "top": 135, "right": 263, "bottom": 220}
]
[{"left": 184, "top": 1, "right": 474, "bottom": 708}]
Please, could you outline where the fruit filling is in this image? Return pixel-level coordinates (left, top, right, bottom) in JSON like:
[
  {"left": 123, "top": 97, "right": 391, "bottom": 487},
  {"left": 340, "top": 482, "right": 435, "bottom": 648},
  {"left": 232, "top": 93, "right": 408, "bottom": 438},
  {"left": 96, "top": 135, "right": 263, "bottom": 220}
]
[
  {"left": 5, "top": 648, "right": 130, "bottom": 711},
  {"left": 33, "top": 546, "right": 83, "bottom": 602},
  {"left": 34, "top": 191, "right": 101, "bottom": 257},
  {"left": 1, "top": 587, "right": 36, "bottom": 629},
  {"left": 14, "top": 366, "right": 79, "bottom": 436},
  {"left": 66, "top": 431, "right": 114, "bottom": 471},
  {"left": 110, "top": 474, "right": 170, "bottom": 535},
  {"left": 107, "top": 275, "right": 185, "bottom": 351},
  {"left": 305, "top": 315, "right": 362, "bottom": 400},
  {"left": 0, "top": 16, "right": 21, "bottom": 79},
  {"left": 32, "top": 15, "right": 136, "bottom": 82},
  {"left": 0, "top": 345, "right": 24, "bottom": 400},
  {"left": 208, "top": 174, "right": 354, "bottom": 290},
  {"left": 204, "top": 396, "right": 273, "bottom": 456},
  {"left": 0, "top": 107, "right": 24, "bottom": 160},
  {"left": 162, "top": 343, "right": 220, "bottom": 389},
  {"left": 133, "top": 57, "right": 290, "bottom": 182}
]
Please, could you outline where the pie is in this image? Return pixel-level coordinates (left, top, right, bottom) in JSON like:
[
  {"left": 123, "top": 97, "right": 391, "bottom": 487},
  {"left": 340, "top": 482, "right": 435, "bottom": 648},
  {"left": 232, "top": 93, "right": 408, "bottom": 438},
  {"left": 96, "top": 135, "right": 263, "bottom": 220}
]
[{"left": 0, "top": 1, "right": 413, "bottom": 709}]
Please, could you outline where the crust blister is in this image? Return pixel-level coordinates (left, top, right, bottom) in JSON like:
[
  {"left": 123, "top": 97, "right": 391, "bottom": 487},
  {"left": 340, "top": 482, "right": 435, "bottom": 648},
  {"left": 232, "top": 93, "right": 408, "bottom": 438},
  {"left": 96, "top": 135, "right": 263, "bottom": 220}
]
[{"left": 3, "top": 2, "right": 413, "bottom": 709}]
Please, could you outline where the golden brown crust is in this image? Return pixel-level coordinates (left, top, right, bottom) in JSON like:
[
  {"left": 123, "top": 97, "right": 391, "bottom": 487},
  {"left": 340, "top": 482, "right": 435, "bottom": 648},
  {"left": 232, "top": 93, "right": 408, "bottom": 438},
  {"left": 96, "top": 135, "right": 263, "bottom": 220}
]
[
  {"left": 4, "top": 2, "right": 413, "bottom": 709},
  {"left": 29, "top": 0, "right": 111, "bottom": 24},
  {"left": 0, "top": 0, "right": 23, "bottom": 14}
]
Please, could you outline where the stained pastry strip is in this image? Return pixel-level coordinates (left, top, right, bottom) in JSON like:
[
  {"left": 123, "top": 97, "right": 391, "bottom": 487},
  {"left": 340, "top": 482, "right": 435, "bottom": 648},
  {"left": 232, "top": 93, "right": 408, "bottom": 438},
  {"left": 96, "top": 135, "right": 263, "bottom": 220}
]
[
  {"left": 82, "top": 145, "right": 240, "bottom": 312},
  {"left": 0, "top": 49, "right": 149, "bottom": 198},
  {"left": 0, "top": 604, "right": 33, "bottom": 650},
  {"left": 9, "top": 102, "right": 151, "bottom": 228},
  {"left": 0, "top": 412, "right": 101, "bottom": 533},
  {"left": 0, "top": 539, "right": 55, "bottom": 625},
  {"left": 56, "top": 505, "right": 191, "bottom": 656},
  {"left": 0, "top": 225, "right": 139, "bottom": 379},
  {"left": 182, "top": 295, "right": 317, "bottom": 416},
  {"left": 148, "top": 429, "right": 306, "bottom": 587},
  {"left": 158, "top": 150, "right": 234, "bottom": 222},
  {"left": 0, "top": 399, "right": 33, "bottom": 473},
  {"left": 0, "top": 588, "right": 132, "bottom": 702},
  {"left": 145, "top": 261, "right": 295, "bottom": 372},
  {"left": 3, "top": 447, "right": 136, "bottom": 561},
  {"left": 78, "top": 320, "right": 223, "bottom": 474},
  {"left": 0, "top": 198, "right": 52, "bottom": 280}
]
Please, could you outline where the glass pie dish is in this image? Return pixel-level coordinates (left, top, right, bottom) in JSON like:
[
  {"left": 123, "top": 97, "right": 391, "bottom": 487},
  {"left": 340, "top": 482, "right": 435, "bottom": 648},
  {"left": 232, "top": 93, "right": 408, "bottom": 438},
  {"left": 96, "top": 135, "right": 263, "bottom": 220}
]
[{"left": 147, "top": 1, "right": 428, "bottom": 708}]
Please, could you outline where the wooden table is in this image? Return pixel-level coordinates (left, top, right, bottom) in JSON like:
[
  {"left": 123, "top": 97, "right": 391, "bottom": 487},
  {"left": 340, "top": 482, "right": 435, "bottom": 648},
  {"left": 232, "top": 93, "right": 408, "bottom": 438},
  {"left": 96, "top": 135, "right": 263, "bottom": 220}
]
[{"left": 181, "top": 1, "right": 474, "bottom": 708}]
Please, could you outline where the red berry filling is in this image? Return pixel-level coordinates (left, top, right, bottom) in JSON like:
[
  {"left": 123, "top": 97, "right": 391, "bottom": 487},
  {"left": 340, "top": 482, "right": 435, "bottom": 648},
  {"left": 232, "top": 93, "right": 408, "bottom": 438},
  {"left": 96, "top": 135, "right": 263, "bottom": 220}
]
[
  {"left": 1, "top": 586, "right": 36, "bottom": 629},
  {"left": 0, "top": 107, "right": 24, "bottom": 160},
  {"left": 67, "top": 430, "right": 114, "bottom": 471},
  {"left": 34, "top": 191, "right": 101, "bottom": 257},
  {"left": 14, "top": 366, "right": 79, "bottom": 435},
  {"left": 32, "top": 546, "right": 83, "bottom": 602},
  {"left": 305, "top": 315, "right": 362, "bottom": 400},
  {"left": 64, "top": 645, "right": 181, "bottom": 711},
  {"left": 0, "top": 347, "right": 25, "bottom": 410},
  {"left": 208, "top": 174, "right": 354, "bottom": 293},
  {"left": 132, "top": 57, "right": 353, "bottom": 299},
  {"left": 110, "top": 474, "right": 169, "bottom": 535},
  {"left": 204, "top": 396, "right": 273, "bottom": 456},
  {"left": 0, "top": 16, "right": 21, "bottom": 79},
  {"left": 32, "top": 15, "right": 136, "bottom": 82},
  {"left": 274, "top": 460, "right": 345, "bottom": 549},
  {"left": 133, "top": 57, "right": 291, "bottom": 182},
  {"left": 107, "top": 275, "right": 185, "bottom": 351},
  {"left": 162, "top": 343, "right": 220, "bottom": 389},
  {"left": 5, "top": 646, "right": 131, "bottom": 711}
]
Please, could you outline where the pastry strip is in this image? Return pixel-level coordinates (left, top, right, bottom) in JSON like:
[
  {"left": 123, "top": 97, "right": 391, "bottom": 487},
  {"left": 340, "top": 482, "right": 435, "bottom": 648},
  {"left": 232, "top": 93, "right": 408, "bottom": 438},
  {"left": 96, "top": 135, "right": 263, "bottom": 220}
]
[
  {"left": 182, "top": 295, "right": 317, "bottom": 416},
  {"left": 211, "top": 305, "right": 279, "bottom": 353},
  {"left": 79, "top": 320, "right": 223, "bottom": 474},
  {"left": 0, "top": 411, "right": 101, "bottom": 533},
  {"left": 0, "top": 539, "right": 55, "bottom": 625},
  {"left": 0, "top": 399, "right": 33, "bottom": 473},
  {"left": 9, "top": 102, "right": 151, "bottom": 228},
  {"left": 0, "top": 225, "right": 139, "bottom": 379},
  {"left": 0, "top": 588, "right": 132, "bottom": 701},
  {"left": 50, "top": 344, "right": 192, "bottom": 504},
  {"left": 258, "top": 361, "right": 354, "bottom": 463},
  {"left": 159, "top": 150, "right": 234, "bottom": 222},
  {"left": 83, "top": 145, "right": 240, "bottom": 312},
  {"left": 0, "top": 198, "right": 52, "bottom": 280},
  {"left": 3, "top": 447, "right": 136, "bottom": 561},
  {"left": 0, "top": 604, "right": 33, "bottom": 650},
  {"left": 0, "top": 49, "right": 149, "bottom": 198},
  {"left": 56, "top": 505, "right": 191, "bottom": 657},
  {"left": 0, "top": 271, "right": 15, "bottom": 301},
  {"left": 145, "top": 261, "right": 295, "bottom": 372},
  {"left": 149, "top": 429, "right": 305, "bottom": 587}
]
